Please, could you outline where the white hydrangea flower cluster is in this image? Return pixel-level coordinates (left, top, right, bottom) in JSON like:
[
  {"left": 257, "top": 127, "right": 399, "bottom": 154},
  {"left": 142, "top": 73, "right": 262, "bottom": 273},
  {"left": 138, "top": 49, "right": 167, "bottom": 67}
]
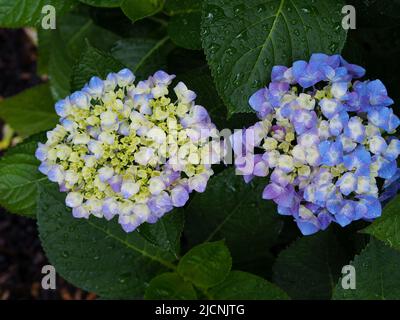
[{"left": 36, "top": 69, "right": 222, "bottom": 232}]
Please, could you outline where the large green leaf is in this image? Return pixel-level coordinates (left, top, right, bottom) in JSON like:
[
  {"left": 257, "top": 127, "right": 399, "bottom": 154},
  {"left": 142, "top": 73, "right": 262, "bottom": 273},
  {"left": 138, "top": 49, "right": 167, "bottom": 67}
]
[
  {"left": 177, "top": 241, "right": 232, "bottom": 289},
  {"left": 39, "top": 12, "right": 120, "bottom": 99},
  {"left": 45, "top": 28, "right": 74, "bottom": 99},
  {"left": 79, "top": 0, "right": 123, "bottom": 7},
  {"left": 0, "top": 136, "right": 46, "bottom": 217},
  {"left": 138, "top": 209, "right": 184, "bottom": 258},
  {"left": 333, "top": 238, "right": 400, "bottom": 300},
  {"left": 121, "top": 0, "right": 165, "bottom": 22},
  {"left": 71, "top": 43, "right": 125, "bottom": 91},
  {"left": 363, "top": 195, "right": 400, "bottom": 251},
  {"left": 209, "top": 271, "right": 289, "bottom": 299},
  {"left": 0, "top": 84, "right": 58, "bottom": 137},
  {"left": 0, "top": 0, "right": 74, "bottom": 28},
  {"left": 201, "top": 0, "right": 347, "bottom": 115},
  {"left": 37, "top": 183, "right": 176, "bottom": 299},
  {"left": 272, "top": 230, "right": 350, "bottom": 299},
  {"left": 184, "top": 168, "right": 283, "bottom": 277},
  {"left": 165, "top": 0, "right": 203, "bottom": 50},
  {"left": 110, "top": 37, "right": 174, "bottom": 79},
  {"left": 144, "top": 272, "right": 197, "bottom": 299}
]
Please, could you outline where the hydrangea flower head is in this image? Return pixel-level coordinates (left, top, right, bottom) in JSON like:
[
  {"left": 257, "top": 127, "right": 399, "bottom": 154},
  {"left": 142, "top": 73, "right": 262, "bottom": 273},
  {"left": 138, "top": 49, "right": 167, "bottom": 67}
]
[
  {"left": 36, "top": 69, "right": 221, "bottom": 232},
  {"left": 233, "top": 53, "right": 400, "bottom": 235}
]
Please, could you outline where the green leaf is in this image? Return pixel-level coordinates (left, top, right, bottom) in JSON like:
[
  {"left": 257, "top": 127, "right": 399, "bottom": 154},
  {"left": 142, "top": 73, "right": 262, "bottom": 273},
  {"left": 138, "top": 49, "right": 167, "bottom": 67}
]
[
  {"left": 145, "top": 272, "right": 197, "bottom": 299},
  {"left": 39, "top": 12, "right": 120, "bottom": 99},
  {"left": 37, "top": 183, "right": 177, "bottom": 299},
  {"left": 333, "top": 238, "right": 400, "bottom": 300},
  {"left": 0, "top": 136, "right": 46, "bottom": 217},
  {"left": 79, "top": 0, "right": 123, "bottom": 7},
  {"left": 138, "top": 209, "right": 184, "bottom": 257},
  {"left": 110, "top": 37, "right": 174, "bottom": 80},
  {"left": 209, "top": 271, "right": 289, "bottom": 300},
  {"left": 201, "top": 0, "right": 347, "bottom": 115},
  {"left": 363, "top": 195, "right": 400, "bottom": 251},
  {"left": 184, "top": 168, "right": 283, "bottom": 277},
  {"left": 165, "top": 0, "right": 203, "bottom": 50},
  {"left": 177, "top": 241, "right": 231, "bottom": 289},
  {"left": 121, "top": 0, "right": 165, "bottom": 22},
  {"left": 71, "top": 43, "right": 125, "bottom": 91},
  {"left": 272, "top": 230, "right": 350, "bottom": 299},
  {"left": 46, "top": 28, "right": 74, "bottom": 99},
  {"left": 0, "top": 0, "right": 74, "bottom": 28},
  {"left": 0, "top": 84, "right": 58, "bottom": 138}
]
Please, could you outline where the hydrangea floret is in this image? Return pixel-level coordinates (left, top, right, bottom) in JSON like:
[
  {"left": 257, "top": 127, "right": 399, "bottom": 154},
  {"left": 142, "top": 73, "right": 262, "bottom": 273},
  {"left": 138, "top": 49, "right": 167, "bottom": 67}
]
[
  {"left": 232, "top": 53, "right": 400, "bottom": 235},
  {"left": 36, "top": 69, "right": 221, "bottom": 232}
]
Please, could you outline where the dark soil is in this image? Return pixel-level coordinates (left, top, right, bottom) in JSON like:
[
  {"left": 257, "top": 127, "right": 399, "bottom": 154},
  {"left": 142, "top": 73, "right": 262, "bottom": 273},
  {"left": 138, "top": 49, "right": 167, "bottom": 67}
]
[{"left": 0, "top": 29, "right": 95, "bottom": 300}]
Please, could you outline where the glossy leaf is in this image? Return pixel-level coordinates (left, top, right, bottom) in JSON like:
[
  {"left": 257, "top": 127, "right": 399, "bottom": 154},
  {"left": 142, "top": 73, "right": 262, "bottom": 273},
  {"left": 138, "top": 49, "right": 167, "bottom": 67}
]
[
  {"left": 273, "top": 230, "right": 350, "bottom": 299},
  {"left": 201, "top": 0, "right": 347, "bottom": 115},
  {"left": 0, "top": 0, "right": 73, "bottom": 28},
  {"left": 138, "top": 209, "right": 184, "bottom": 257},
  {"left": 363, "top": 195, "right": 400, "bottom": 251},
  {"left": 177, "top": 241, "right": 232, "bottom": 289},
  {"left": 71, "top": 43, "right": 125, "bottom": 91},
  {"left": 79, "top": 0, "right": 123, "bottom": 7},
  {"left": 184, "top": 168, "right": 283, "bottom": 277},
  {"left": 0, "top": 84, "right": 58, "bottom": 137},
  {"left": 110, "top": 37, "right": 174, "bottom": 79},
  {"left": 165, "top": 0, "right": 203, "bottom": 50},
  {"left": 37, "top": 183, "right": 176, "bottom": 299},
  {"left": 121, "top": 0, "right": 165, "bottom": 22},
  {"left": 333, "top": 239, "right": 400, "bottom": 300},
  {"left": 209, "top": 271, "right": 289, "bottom": 300},
  {"left": 0, "top": 135, "right": 46, "bottom": 217},
  {"left": 145, "top": 272, "right": 197, "bottom": 299}
]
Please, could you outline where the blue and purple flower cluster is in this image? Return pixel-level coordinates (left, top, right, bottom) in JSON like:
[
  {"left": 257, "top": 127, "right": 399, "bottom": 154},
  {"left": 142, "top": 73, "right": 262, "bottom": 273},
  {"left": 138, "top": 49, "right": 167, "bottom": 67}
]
[
  {"left": 233, "top": 53, "right": 400, "bottom": 235},
  {"left": 36, "top": 69, "right": 219, "bottom": 232}
]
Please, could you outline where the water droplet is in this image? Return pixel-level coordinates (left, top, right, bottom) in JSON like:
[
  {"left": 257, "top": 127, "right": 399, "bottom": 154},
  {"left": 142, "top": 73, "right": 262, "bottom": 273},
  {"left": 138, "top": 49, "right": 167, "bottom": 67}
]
[
  {"left": 252, "top": 79, "right": 261, "bottom": 88},
  {"left": 233, "top": 73, "right": 243, "bottom": 86},
  {"left": 206, "top": 12, "right": 214, "bottom": 20},
  {"left": 226, "top": 47, "right": 236, "bottom": 56},
  {"left": 301, "top": 7, "right": 310, "bottom": 14},
  {"left": 118, "top": 272, "right": 131, "bottom": 284},
  {"left": 257, "top": 4, "right": 265, "bottom": 13},
  {"left": 263, "top": 58, "right": 270, "bottom": 66},
  {"left": 235, "top": 32, "right": 244, "bottom": 40},
  {"left": 329, "top": 42, "right": 338, "bottom": 53},
  {"left": 294, "top": 29, "right": 300, "bottom": 36},
  {"left": 62, "top": 251, "right": 69, "bottom": 258},
  {"left": 93, "top": 255, "right": 100, "bottom": 260},
  {"left": 233, "top": 4, "right": 245, "bottom": 16},
  {"left": 209, "top": 43, "right": 221, "bottom": 55}
]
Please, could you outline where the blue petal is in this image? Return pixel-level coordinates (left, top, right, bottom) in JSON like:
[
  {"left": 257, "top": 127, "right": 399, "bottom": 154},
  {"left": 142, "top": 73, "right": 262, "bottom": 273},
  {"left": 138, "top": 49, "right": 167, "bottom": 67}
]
[{"left": 296, "top": 218, "right": 320, "bottom": 235}]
